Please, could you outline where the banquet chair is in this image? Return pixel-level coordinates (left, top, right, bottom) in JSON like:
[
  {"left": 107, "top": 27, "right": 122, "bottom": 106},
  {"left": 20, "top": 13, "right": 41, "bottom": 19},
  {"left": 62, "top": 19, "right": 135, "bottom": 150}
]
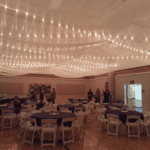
[
  {"left": 143, "top": 115, "right": 150, "bottom": 138},
  {"left": 59, "top": 107, "right": 68, "bottom": 112},
  {"left": 2, "top": 109, "right": 15, "bottom": 130},
  {"left": 111, "top": 108, "right": 121, "bottom": 111},
  {"left": 23, "top": 118, "right": 41, "bottom": 146},
  {"left": 74, "top": 107, "right": 83, "bottom": 112},
  {"left": 107, "top": 114, "right": 121, "bottom": 137},
  {"left": 20, "top": 109, "right": 31, "bottom": 118},
  {"left": 126, "top": 115, "right": 140, "bottom": 138},
  {"left": 74, "top": 113, "right": 85, "bottom": 139},
  {"left": 84, "top": 105, "right": 92, "bottom": 122},
  {"left": 41, "top": 119, "right": 57, "bottom": 148},
  {"left": 89, "top": 101, "right": 95, "bottom": 109},
  {"left": 96, "top": 111, "right": 107, "bottom": 132},
  {"left": 61, "top": 110, "right": 72, "bottom": 113},
  {"left": 17, "top": 114, "right": 31, "bottom": 141},
  {"left": 59, "top": 117, "right": 75, "bottom": 146}
]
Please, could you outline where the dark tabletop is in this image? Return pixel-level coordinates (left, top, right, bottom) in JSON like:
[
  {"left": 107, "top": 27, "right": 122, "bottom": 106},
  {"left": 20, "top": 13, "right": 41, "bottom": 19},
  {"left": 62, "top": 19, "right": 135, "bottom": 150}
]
[
  {"left": 31, "top": 112, "right": 76, "bottom": 127},
  {"left": 0, "top": 106, "right": 28, "bottom": 115},
  {"left": 57, "top": 104, "right": 85, "bottom": 113},
  {"left": 105, "top": 110, "right": 144, "bottom": 124},
  {"left": 103, "top": 104, "right": 122, "bottom": 110}
]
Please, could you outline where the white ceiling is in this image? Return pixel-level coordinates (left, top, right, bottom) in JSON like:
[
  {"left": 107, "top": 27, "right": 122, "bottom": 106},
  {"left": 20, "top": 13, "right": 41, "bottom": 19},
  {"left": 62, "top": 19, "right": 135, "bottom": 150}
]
[{"left": 0, "top": 0, "right": 150, "bottom": 78}]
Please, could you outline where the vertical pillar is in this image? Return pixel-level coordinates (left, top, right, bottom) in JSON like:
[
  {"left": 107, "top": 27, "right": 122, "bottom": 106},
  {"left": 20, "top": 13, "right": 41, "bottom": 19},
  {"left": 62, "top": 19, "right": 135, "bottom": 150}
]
[{"left": 108, "top": 71, "right": 115, "bottom": 102}]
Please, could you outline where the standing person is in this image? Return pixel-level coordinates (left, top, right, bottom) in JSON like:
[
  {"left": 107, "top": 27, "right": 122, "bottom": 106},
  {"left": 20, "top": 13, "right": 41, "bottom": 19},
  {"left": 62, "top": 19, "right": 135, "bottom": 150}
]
[
  {"left": 51, "top": 88, "right": 56, "bottom": 104},
  {"left": 40, "top": 90, "right": 44, "bottom": 102},
  {"left": 46, "top": 91, "right": 51, "bottom": 103},
  {"left": 31, "top": 91, "right": 37, "bottom": 103},
  {"left": 103, "top": 88, "right": 110, "bottom": 103},
  {"left": 87, "top": 89, "right": 93, "bottom": 102},
  {"left": 95, "top": 89, "right": 101, "bottom": 103},
  {"left": 13, "top": 96, "right": 21, "bottom": 114}
]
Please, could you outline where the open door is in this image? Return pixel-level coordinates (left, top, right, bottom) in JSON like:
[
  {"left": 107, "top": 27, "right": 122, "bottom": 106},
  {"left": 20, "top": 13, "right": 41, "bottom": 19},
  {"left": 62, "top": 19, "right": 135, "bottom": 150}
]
[{"left": 124, "top": 84, "right": 142, "bottom": 112}]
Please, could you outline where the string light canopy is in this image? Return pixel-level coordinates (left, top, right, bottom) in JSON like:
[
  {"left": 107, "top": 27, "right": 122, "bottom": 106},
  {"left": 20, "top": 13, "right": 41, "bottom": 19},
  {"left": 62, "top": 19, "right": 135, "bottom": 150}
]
[{"left": 0, "top": 0, "right": 150, "bottom": 78}]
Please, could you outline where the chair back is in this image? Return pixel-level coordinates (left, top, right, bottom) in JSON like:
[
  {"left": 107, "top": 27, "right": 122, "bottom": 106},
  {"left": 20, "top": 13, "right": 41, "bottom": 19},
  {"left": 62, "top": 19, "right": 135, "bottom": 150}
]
[
  {"left": 63, "top": 117, "right": 75, "bottom": 123},
  {"left": 2, "top": 109, "right": 14, "bottom": 115},
  {"left": 21, "top": 108, "right": 29, "bottom": 112},
  {"left": 107, "top": 114, "right": 119, "bottom": 122},
  {"left": 74, "top": 107, "right": 83, "bottom": 112},
  {"left": 127, "top": 115, "right": 140, "bottom": 120},
  {"left": 144, "top": 115, "right": 150, "bottom": 124},
  {"left": 41, "top": 119, "right": 57, "bottom": 124}
]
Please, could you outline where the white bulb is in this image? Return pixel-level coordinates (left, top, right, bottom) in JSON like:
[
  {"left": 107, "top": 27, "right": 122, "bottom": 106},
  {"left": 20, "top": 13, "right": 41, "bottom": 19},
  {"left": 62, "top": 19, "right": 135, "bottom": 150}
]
[
  {"left": 1, "top": 33, "right": 3, "bottom": 36},
  {"left": 19, "top": 34, "right": 21, "bottom": 37},
  {"left": 9, "top": 33, "right": 11, "bottom": 35},
  {"left": 58, "top": 35, "right": 60, "bottom": 38},
  {"left": 51, "top": 20, "right": 53, "bottom": 23},
  {"left": 42, "top": 18, "right": 44, "bottom": 22},
  {"left": 146, "top": 38, "right": 148, "bottom": 41},
  {"left": 59, "top": 23, "right": 61, "bottom": 27},
  {"left": 42, "top": 35, "right": 44, "bottom": 37},
  {"left": 35, "top": 34, "right": 37, "bottom": 37},
  {"left": 72, "top": 27, "right": 74, "bottom": 30},
  {"left": 5, "top": 6, "right": 7, "bottom": 8},
  {"left": 117, "top": 35, "right": 119, "bottom": 38},
  {"left": 27, "top": 35, "right": 29, "bottom": 37},
  {"left": 66, "top": 25, "right": 68, "bottom": 28},
  {"left": 26, "top": 12, "right": 28, "bottom": 15},
  {"left": 124, "top": 37, "right": 126, "bottom": 39},
  {"left": 50, "top": 35, "right": 52, "bottom": 38},
  {"left": 33, "top": 15, "right": 36, "bottom": 18},
  {"left": 66, "top": 35, "right": 68, "bottom": 38},
  {"left": 131, "top": 37, "right": 133, "bottom": 40}
]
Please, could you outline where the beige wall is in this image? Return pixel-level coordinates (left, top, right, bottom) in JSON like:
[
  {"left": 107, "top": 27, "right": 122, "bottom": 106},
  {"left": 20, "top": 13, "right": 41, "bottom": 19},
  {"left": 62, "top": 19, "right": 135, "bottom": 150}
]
[
  {"left": 115, "top": 72, "right": 150, "bottom": 112},
  {"left": 0, "top": 77, "right": 88, "bottom": 104},
  {"left": 88, "top": 76, "right": 108, "bottom": 96}
]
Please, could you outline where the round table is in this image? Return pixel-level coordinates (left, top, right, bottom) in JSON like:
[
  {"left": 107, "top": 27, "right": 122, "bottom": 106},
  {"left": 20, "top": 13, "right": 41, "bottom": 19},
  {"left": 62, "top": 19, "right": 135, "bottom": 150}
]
[
  {"left": 105, "top": 110, "right": 144, "bottom": 124},
  {"left": 57, "top": 105, "right": 85, "bottom": 113},
  {"left": 0, "top": 106, "right": 28, "bottom": 115},
  {"left": 31, "top": 112, "right": 76, "bottom": 127}
]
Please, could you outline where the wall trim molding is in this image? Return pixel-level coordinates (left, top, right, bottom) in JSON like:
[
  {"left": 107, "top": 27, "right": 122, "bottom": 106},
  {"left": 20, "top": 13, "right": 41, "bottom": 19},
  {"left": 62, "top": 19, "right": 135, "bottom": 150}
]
[{"left": 115, "top": 71, "right": 150, "bottom": 77}]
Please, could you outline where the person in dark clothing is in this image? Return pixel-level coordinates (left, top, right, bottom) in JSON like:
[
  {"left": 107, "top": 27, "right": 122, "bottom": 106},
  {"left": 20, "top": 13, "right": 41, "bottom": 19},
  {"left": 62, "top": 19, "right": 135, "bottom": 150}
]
[
  {"left": 31, "top": 91, "right": 37, "bottom": 103},
  {"left": 103, "top": 89, "right": 110, "bottom": 103},
  {"left": 51, "top": 88, "right": 56, "bottom": 104},
  {"left": 87, "top": 89, "right": 93, "bottom": 102},
  {"left": 40, "top": 90, "right": 44, "bottom": 102},
  {"left": 95, "top": 89, "right": 101, "bottom": 103},
  {"left": 13, "top": 96, "right": 21, "bottom": 114}
]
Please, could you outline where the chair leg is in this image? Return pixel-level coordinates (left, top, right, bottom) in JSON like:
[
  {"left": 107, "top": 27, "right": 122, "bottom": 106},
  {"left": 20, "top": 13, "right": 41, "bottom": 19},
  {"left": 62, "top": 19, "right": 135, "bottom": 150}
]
[
  {"left": 128, "top": 126, "right": 130, "bottom": 138},
  {"left": 72, "top": 129, "right": 74, "bottom": 143},
  {"left": 31, "top": 131, "right": 35, "bottom": 146},
  {"left": 116, "top": 125, "right": 118, "bottom": 137},
  {"left": 107, "top": 123, "right": 109, "bottom": 135},
  {"left": 146, "top": 125, "right": 149, "bottom": 138},
  {"left": 41, "top": 131, "right": 43, "bottom": 148},
  {"left": 63, "top": 131, "right": 65, "bottom": 146},
  {"left": 23, "top": 128, "right": 26, "bottom": 144}
]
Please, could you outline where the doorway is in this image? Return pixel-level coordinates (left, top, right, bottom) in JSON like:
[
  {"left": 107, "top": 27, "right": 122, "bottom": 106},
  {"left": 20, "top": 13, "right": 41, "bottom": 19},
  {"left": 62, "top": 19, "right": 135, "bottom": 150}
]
[{"left": 124, "top": 84, "right": 142, "bottom": 112}]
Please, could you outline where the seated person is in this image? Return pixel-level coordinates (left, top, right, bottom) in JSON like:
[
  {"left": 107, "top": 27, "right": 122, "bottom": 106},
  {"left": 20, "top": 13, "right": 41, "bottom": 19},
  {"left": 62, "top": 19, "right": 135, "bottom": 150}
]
[
  {"left": 13, "top": 96, "right": 21, "bottom": 109},
  {"left": 7, "top": 100, "right": 14, "bottom": 106},
  {"left": 46, "top": 91, "right": 51, "bottom": 103}
]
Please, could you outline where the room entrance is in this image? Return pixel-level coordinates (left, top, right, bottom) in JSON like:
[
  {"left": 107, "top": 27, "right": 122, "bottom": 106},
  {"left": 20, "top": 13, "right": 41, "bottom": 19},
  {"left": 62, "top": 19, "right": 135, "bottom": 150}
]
[{"left": 124, "top": 84, "right": 142, "bottom": 112}]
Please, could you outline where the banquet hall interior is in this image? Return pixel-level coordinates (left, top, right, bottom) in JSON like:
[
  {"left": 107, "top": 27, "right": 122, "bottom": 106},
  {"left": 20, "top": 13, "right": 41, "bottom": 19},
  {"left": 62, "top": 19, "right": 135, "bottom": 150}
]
[{"left": 0, "top": 0, "right": 150, "bottom": 150}]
